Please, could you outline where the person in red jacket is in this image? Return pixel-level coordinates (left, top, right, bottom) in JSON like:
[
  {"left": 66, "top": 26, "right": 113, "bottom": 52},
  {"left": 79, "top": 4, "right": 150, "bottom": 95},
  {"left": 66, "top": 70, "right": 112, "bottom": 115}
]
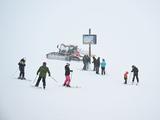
[{"left": 124, "top": 71, "right": 128, "bottom": 84}]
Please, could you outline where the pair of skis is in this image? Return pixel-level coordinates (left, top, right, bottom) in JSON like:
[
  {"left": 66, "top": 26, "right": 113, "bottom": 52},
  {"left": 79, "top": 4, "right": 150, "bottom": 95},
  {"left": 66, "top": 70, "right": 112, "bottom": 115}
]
[
  {"left": 31, "top": 76, "right": 81, "bottom": 89},
  {"left": 123, "top": 82, "right": 139, "bottom": 86}
]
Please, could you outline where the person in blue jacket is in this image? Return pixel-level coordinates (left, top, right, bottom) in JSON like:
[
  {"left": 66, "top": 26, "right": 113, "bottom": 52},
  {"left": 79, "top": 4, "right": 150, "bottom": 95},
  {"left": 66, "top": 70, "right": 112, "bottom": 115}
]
[{"left": 100, "top": 59, "right": 106, "bottom": 75}]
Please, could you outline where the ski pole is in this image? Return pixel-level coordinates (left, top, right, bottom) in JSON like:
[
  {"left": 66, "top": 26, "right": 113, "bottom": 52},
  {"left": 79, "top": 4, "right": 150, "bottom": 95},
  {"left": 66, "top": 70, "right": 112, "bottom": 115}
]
[
  {"left": 12, "top": 68, "right": 19, "bottom": 78},
  {"left": 32, "top": 75, "right": 38, "bottom": 84},
  {"left": 128, "top": 72, "right": 132, "bottom": 83},
  {"left": 50, "top": 76, "right": 58, "bottom": 83},
  {"left": 71, "top": 72, "right": 73, "bottom": 80}
]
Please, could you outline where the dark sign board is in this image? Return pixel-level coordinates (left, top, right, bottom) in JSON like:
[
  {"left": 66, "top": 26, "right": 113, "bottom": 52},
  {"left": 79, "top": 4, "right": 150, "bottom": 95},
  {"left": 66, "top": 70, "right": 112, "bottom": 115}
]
[{"left": 83, "top": 34, "right": 97, "bottom": 44}]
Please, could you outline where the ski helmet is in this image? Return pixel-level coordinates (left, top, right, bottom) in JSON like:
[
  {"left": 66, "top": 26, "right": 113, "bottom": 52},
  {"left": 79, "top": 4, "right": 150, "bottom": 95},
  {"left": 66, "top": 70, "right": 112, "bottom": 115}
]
[
  {"left": 43, "top": 62, "right": 47, "bottom": 66},
  {"left": 66, "top": 63, "right": 70, "bottom": 66}
]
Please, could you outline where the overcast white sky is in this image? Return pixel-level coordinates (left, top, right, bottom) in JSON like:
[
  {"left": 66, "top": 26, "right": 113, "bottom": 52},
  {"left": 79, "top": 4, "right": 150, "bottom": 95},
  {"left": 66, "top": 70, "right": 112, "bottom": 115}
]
[{"left": 0, "top": 0, "right": 160, "bottom": 78}]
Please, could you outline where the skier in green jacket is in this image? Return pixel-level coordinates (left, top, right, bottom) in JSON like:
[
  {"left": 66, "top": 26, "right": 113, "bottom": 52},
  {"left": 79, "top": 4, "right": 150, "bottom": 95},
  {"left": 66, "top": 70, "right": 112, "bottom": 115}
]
[{"left": 35, "top": 62, "right": 51, "bottom": 89}]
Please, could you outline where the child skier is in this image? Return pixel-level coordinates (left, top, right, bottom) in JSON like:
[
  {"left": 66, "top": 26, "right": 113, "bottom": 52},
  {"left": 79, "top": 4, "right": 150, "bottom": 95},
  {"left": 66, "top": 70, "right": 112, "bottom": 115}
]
[
  {"left": 100, "top": 59, "right": 106, "bottom": 75},
  {"left": 18, "top": 58, "right": 26, "bottom": 80},
  {"left": 124, "top": 71, "right": 128, "bottom": 84},
  {"left": 63, "top": 63, "right": 73, "bottom": 87},
  {"left": 35, "top": 62, "right": 51, "bottom": 89}
]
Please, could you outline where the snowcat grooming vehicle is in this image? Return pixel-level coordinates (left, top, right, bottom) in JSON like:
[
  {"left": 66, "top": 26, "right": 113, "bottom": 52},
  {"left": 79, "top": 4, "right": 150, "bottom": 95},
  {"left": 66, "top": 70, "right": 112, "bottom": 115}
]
[{"left": 46, "top": 44, "right": 82, "bottom": 61}]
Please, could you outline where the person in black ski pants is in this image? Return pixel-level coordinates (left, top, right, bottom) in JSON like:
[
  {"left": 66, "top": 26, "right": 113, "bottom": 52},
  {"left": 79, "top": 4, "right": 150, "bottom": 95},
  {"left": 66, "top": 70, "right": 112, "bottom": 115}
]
[
  {"left": 95, "top": 57, "right": 100, "bottom": 74},
  {"left": 92, "top": 56, "right": 96, "bottom": 71},
  {"left": 131, "top": 65, "right": 139, "bottom": 84},
  {"left": 83, "top": 55, "right": 87, "bottom": 70},
  {"left": 86, "top": 55, "right": 91, "bottom": 70},
  {"left": 18, "top": 58, "right": 26, "bottom": 79},
  {"left": 35, "top": 62, "right": 51, "bottom": 89}
]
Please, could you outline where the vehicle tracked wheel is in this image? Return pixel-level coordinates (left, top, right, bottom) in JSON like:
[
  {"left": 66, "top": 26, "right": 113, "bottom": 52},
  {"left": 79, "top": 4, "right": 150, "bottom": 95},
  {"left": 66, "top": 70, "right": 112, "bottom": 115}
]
[
  {"left": 65, "top": 56, "right": 71, "bottom": 61},
  {"left": 71, "top": 56, "right": 80, "bottom": 61}
]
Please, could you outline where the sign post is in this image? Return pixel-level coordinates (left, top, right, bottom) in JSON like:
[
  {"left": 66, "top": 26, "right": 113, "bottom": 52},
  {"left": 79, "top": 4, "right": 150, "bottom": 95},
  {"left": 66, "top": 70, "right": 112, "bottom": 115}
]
[{"left": 89, "top": 28, "right": 91, "bottom": 57}]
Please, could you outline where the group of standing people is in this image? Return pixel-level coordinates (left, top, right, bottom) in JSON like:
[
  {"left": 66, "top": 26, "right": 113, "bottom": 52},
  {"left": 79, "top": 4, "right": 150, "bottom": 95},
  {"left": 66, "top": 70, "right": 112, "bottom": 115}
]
[
  {"left": 82, "top": 55, "right": 91, "bottom": 70},
  {"left": 18, "top": 58, "right": 72, "bottom": 89},
  {"left": 88, "top": 56, "right": 107, "bottom": 75},
  {"left": 18, "top": 58, "right": 51, "bottom": 89},
  {"left": 123, "top": 65, "right": 139, "bottom": 85},
  {"left": 86, "top": 55, "right": 139, "bottom": 85},
  {"left": 92, "top": 56, "right": 106, "bottom": 75},
  {"left": 17, "top": 56, "right": 140, "bottom": 90}
]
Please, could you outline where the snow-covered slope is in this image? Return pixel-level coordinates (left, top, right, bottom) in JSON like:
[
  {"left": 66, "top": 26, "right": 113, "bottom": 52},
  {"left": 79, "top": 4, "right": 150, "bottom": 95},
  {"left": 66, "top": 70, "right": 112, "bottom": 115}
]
[{"left": 0, "top": 59, "right": 160, "bottom": 120}]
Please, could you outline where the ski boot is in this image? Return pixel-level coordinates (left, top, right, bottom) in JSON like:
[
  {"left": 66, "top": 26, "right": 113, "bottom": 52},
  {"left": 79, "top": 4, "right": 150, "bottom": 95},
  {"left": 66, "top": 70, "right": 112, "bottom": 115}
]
[
  {"left": 22, "top": 77, "right": 26, "bottom": 80},
  {"left": 66, "top": 84, "right": 71, "bottom": 87}
]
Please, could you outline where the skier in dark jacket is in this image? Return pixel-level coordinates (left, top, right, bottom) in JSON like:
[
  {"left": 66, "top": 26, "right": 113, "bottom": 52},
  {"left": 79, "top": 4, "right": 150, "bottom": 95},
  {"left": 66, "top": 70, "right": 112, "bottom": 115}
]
[
  {"left": 92, "top": 56, "right": 96, "bottom": 71},
  {"left": 82, "top": 55, "right": 87, "bottom": 70},
  {"left": 95, "top": 57, "right": 100, "bottom": 74},
  {"left": 35, "top": 62, "right": 51, "bottom": 89},
  {"left": 18, "top": 58, "right": 26, "bottom": 80},
  {"left": 86, "top": 55, "right": 91, "bottom": 70},
  {"left": 131, "top": 65, "right": 139, "bottom": 84},
  {"left": 63, "top": 63, "right": 73, "bottom": 87}
]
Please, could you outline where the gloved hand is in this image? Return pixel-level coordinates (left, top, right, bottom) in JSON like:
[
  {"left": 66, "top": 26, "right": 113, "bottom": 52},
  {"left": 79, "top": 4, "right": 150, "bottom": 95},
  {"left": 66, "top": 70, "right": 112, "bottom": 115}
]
[{"left": 70, "top": 70, "right": 73, "bottom": 72}]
